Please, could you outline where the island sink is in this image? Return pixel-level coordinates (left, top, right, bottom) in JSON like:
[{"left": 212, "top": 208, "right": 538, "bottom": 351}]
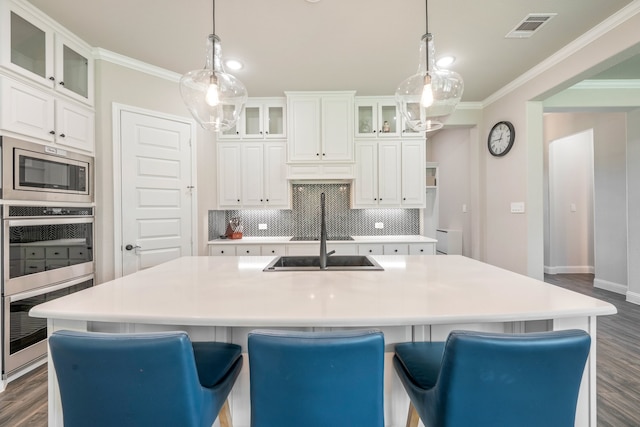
[{"left": 263, "top": 255, "right": 384, "bottom": 272}]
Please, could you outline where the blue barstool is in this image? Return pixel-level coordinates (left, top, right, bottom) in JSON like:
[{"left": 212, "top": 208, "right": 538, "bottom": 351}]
[
  {"left": 248, "top": 329, "right": 385, "bottom": 427},
  {"left": 394, "top": 329, "right": 591, "bottom": 427},
  {"left": 49, "top": 330, "right": 243, "bottom": 427}
]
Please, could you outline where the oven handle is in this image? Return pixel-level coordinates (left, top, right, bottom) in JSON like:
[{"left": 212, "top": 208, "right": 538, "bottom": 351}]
[
  {"left": 8, "top": 274, "right": 94, "bottom": 303},
  {"left": 6, "top": 217, "right": 94, "bottom": 227}
]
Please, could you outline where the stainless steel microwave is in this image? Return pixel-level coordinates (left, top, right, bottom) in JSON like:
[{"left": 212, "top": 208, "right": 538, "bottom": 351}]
[{"left": 1, "top": 137, "right": 94, "bottom": 203}]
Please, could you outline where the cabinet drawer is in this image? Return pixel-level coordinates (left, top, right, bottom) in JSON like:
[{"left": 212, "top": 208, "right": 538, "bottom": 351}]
[
  {"left": 209, "top": 246, "right": 237, "bottom": 256},
  {"left": 383, "top": 244, "right": 409, "bottom": 255},
  {"left": 328, "top": 244, "right": 358, "bottom": 255},
  {"left": 286, "top": 244, "right": 317, "bottom": 256},
  {"left": 358, "top": 244, "right": 384, "bottom": 255},
  {"left": 24, "top": 260, "right": 46, "bottom": 273},
  {"left": 409, "top": 244, "right": 435, "bottom": 255},
  {"left": 69, "top": 247, "right": 90, "bottom": 259},
  {"left": 46, "top": 260, "right": 70, "bottom": 270},
  {"left": 237, "top": 245, "right": 261, "bottom": 256},
  {"left": 46, "top": 247, "right": 69, "bottom": 259},
  {"left": 262, "top": 245, "right": 286, "bottom": 256},
  {"left": 25, "top": 247, "right": 45, "bottom": 259}
]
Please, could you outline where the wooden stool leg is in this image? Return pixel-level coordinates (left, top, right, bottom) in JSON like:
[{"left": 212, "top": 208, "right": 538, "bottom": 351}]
[
  {"left": 219, "top": 399, "right": 233, "bottom": 427},
  {"left": 406, "top": 401, "right": 420, "bottom": 427}
]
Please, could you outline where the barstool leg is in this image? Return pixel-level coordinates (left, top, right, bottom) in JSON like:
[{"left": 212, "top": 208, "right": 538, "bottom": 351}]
[
  {"left": 406, "top": 401, "right": 420, "bottom": 427},
  {"left": 219, "top": 399, "right": 233, "bottom": 427}
]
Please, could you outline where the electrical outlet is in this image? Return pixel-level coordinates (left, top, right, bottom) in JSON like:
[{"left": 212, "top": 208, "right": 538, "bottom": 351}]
[
  {"left": 375, "top": 222, "right": 384, "bottom": 229},
  {"left": 258, "top": 223, "right": 268, "bottom": 230}
]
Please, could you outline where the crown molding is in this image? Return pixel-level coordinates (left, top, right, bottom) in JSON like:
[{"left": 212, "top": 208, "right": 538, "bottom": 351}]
[
  {"left": 572, "top": 79, "right": 640, "bottom": 89},
  {"left": 93, "top": 48, "right": 182, "bottom": 83},
  {"left": 482, "top": 1, "right": 640, "bottom": 107}
]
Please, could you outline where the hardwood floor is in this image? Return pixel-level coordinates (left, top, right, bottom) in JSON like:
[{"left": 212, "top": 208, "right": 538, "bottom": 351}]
[{"left": 0, "top": 273, "right": 638, "bottom": 426}]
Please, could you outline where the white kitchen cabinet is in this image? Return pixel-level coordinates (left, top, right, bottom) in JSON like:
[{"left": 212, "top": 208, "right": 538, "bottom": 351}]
[
  {"left": 209, "top": 245, "right": 237, "bottom": 256},
  {"left": 217, "top": 143, "right": 243, "bottom": 208},
  {"left": 400, "top": 140, "right": 426, "bottom": 207},
  {"left": 358, "top": 244, "right": 384, "bottom": 255},
  {"left": 235, "top": 245, "right": 262, "bottom": 256},
  {"left": 261, "top": 245, "right": 286, "bottom": 256},
  {"left": 354, "top": 139, "right": 425, "bottom": 209},
  {"left": 397, "top": 101, "right": 426, "bottom": 138},
  {"left": 219, "top": 98, "right": 286, "bottom": 140},
  {"left": 355, "top": 96, "right": 401, "bottom": 138},
  {"left": 0, "top": 75, "right": 94, "bottom": 153},
  {"left": 383, "top": 244, "right": 409, "bottom": 255},
  {"left": 218, "top": 141, "right": 290, "bottom": 209},
  {"left": 241, "top": 142, "right": 289, "bottom": 208},
  {"left": 409, "top": 243, "right": 435, "bottom": 255},
  {"left": 286, "top": 91, "right": 355, "bottom": 163},
  {"left": 436, "top": 229, "right": 463, "bottom": 255},
  {"left": 1, "top": 1, "right": 94, "bottom": 105},
  {"left": 353, "top": 141, "right": 400, "bottom": 207}
]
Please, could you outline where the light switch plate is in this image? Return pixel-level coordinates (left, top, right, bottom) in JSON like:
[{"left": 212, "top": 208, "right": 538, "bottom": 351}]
[
  {"left": 375, "top": 222, "right": 384, "bottom": 229},
  {"left": 510, "top": 202, "right": 525, "bottom": 213},
  {"left": 258, "top": 223, "right": 267, "bottom": 230}
]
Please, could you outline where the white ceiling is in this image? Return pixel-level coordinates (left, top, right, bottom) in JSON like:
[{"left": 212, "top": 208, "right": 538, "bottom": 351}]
[{"left": 27, "top": 0, "right": 637, "bottom": 102}]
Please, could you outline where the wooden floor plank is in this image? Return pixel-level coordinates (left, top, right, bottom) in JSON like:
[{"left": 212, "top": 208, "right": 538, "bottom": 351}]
[{"left": 0, "top": 273, "right": 637, "bottom": 426}]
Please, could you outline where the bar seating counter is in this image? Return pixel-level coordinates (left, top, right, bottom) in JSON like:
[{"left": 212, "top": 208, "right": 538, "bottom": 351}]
[{"left": 31, "top": 255, "right": 616, "bottom": 427}]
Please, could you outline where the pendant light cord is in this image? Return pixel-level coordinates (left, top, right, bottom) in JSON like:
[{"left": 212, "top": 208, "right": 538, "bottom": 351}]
[
  {"left": 212, "top": 0, "right": 216, "bottom": 36},
  {"left": 425, "top": 0, "right": 430, "bottom": 73}
]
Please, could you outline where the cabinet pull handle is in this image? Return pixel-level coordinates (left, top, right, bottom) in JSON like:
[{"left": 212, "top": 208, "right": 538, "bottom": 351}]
[
  {"left": 49, "top": 130, "right": 55, "bottom": 135},
  {"left": 54, "top": 252, "right": 60, "bottom": 255},
  {"left": 59, "top": 81, "right": 65, "bottom": 86}
]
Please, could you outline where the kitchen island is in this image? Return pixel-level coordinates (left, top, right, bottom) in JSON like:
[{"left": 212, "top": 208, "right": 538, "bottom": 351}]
[{"left": 31, "top": 255, "right": 616, "bottom": 427}]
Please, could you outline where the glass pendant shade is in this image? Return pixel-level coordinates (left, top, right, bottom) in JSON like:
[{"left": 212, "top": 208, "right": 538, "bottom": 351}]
[
  {"left": 395, "top": 34, "right": 464, "bottom": 132},
  {"left": 180, "top": 34, "right": 247, "bottom": 132}
]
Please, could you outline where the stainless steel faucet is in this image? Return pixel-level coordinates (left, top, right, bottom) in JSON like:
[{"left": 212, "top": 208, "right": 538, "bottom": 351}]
[{"left": 319, "top": 192, "right": 335, "bottom": 270}]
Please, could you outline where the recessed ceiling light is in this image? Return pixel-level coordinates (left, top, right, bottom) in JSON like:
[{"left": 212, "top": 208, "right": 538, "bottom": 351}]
[
  {"left": 225, "top": 59, "right": 244, "bottom": 71},
  {"left": 436, "top": 56, "right": 456, "bottom": 68}
]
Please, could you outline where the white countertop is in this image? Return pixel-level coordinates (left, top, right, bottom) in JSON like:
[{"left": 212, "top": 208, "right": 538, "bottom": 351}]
[
  {"left": 208, "top": 235, "right": 438, "bottom": 244},
  {"left": 31, "top": 255, "right": 615, "bottom": 327}
]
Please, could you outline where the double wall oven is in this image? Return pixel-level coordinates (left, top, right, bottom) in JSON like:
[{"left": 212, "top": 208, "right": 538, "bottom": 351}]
[{"left": 1, "top": 136, "right": 95, "bottom": 378}]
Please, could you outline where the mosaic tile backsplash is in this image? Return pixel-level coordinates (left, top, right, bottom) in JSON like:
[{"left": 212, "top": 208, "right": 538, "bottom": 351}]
[{"left": 208, "top": 183, "right": 420, "bottom": 240}]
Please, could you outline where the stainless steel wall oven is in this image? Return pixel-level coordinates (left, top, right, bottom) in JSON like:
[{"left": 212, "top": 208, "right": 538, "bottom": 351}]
[{"left": 2, "top": 205, "right": 94, "bottom": 377}]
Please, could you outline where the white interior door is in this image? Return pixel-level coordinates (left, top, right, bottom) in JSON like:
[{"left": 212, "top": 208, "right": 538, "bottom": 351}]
[{"left": 119, "top": 108, "right": 194, "bottom": 276}]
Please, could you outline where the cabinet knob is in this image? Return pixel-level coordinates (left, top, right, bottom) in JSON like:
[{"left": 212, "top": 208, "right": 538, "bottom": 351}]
[
  {"left": 49, "top": 130, "right": 56, "bottom": 135},
  {"left": 49, "top": 76, "right": 55, "bottom": 81},
  {"left": 260, "top": 199, "right": 263, "bottom": 202},
  {"left": 237, "top": 199, "right": 240, "bottom": 202},
  {"left": 236, "top": 131, "right": 239, "bottom": 135},
  {"left": 403, "top": 197, "right": 406, "bottom": 200},
  {"left": 368, "top": 249, "right": 372, "bottom": 253},
  {"left": 373, "top": 130, "right": 377, "bottom": 133},
  {"left": 246, "top": 250, "right": 250, "bottom": 254},
  {"left": 59, "top": 81, "right": 65, "bottom": 86},
  {"left": 322, "top": 153, "right": 326, "bottom": 156},
  {"left": 265, "top": 131, "right": 269, "bottom": 135},
  {"left": 59, "top": 133, "right": 66, "bottom": 138},
  {"left": 221, "top": 250, "right": 225, "bottom": 254},
  {"left": 420, "top": 249, "right": 424, "bottom": 252},
  {"left": 266, "top": 199, "right": 269, "bottom": 202},
  {"left": 394, "top": 249, "right": 398, "bottom": 253},
  {"left": 316, "top": 153, "right": 320, "bottom": 156}
]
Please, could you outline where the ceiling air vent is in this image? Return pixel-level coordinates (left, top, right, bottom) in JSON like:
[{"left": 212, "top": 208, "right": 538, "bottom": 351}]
[{"left": 506, "top": 13, "right": 557, "bottom": 38}]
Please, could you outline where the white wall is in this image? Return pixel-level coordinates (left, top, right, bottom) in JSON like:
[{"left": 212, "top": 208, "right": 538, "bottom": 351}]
[
  {"left": 543, "top": 112, "right": 627, "bottom": 293},
  {"left": 429, "top": 128, "right": 473, "bottom": 257},
  {"left": 546, "top": 129, "right": 594, "bottom": 274},
  {"left": 94, "top": 59, "right": 216, "bottom": 284},
  {"left": 480, "top": 9, "right": 640, "bottom": 278},
  {"left": 627, "top": 108, "right": 640, "bottom": 303}
]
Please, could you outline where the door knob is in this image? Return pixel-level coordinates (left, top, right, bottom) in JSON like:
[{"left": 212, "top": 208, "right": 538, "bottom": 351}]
[{"left": 125, "top": 244, "right": 141, "bottom": 251}]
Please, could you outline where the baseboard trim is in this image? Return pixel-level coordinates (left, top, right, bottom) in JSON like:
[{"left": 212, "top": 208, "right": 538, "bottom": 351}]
[
  {"left": 626, "top": 291, "right": 640, "bottom": 306},
  {"left": 594, "top": 278, "right": 627, "bottom": 295},
  {"left": 544, "top": 265, "right": 594, "bottom": 275}
]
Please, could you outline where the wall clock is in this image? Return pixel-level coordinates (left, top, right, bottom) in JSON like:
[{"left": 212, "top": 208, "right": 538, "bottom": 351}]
[{"left": 487, "top": 121, "right": 515, "bottom": 157}]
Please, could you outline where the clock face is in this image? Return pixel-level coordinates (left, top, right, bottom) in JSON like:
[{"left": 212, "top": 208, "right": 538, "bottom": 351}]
[{"left": 488, "top": 121, "right": 515, "bottom": 157}]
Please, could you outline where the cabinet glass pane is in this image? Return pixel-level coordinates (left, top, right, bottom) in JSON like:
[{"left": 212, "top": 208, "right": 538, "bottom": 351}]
[
  {"left": 62, "top": 45, "right": 89, "bottom": 98},
  {"left": 245, "top": 106, "right": 261, "bottom": 136},
  {"left": 268, "top": 106, "right": 284, "bottom": 135},
  {"left": 221, "top": 105, "right": 239, "bottom": 136},
  {"left": 10, "top": 12, "right": 46, "bottom": 78},
  {"left": 380, "top": 105, "right": 397, "bottom": 134},
  {"left": 402, "top": 102, "right": 421, "bottom": 134},
  {"left": 357, "top": 105, "right": 374, "bottom": 134}
]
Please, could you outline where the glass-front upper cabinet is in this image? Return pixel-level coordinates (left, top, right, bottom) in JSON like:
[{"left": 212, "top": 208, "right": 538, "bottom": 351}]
[
  {"left": 1, "top": 2, "right": 94, "bottom": 105},
  {"left": 219, "top": 98, "right": 286, "bottom": 140},
  {"left": 400, "top": 102, "right": 425, "bottom": 138},
  {"left": 355, "top": 97, "right": 401, "bottom": 138}
]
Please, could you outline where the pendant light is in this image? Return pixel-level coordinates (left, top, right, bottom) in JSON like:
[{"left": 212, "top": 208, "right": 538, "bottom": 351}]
[
  {"left": 395, "top": 0, "right": 463, "bottom": 133},
  {"left": 179, "top": 0, "right": 247, "bottom": 132}
]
